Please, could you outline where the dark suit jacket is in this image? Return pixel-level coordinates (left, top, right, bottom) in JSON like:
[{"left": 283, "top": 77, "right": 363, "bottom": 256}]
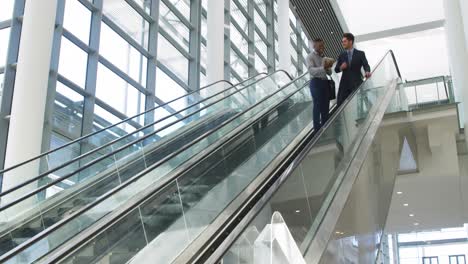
[{"left": 335, "top": 49, "right": 371, "bottom": 93}]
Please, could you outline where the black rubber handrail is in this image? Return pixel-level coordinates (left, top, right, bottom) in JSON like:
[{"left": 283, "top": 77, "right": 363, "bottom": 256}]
[
  {"left": 0, "top": 70, "right": 292, "bottom": 209},
  {"left": 0, "top": 74, "right": 266, "bottom": 176},
  {"left": 0, "top": 72, "right": 307, "bottom": 263}
]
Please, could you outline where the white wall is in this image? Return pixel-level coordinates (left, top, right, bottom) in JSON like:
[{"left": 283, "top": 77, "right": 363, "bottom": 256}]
[{"left": 358, "top": 28, "right": 450, "bottom": 81}]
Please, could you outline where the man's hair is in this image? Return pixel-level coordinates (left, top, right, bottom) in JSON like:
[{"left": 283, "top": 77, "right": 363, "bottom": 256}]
[
  {"left": 313, "top": 38, "right": 324, "bottom": 43},
  {"left": 343, "top": 33, "right": 355, "bottom": 43}
]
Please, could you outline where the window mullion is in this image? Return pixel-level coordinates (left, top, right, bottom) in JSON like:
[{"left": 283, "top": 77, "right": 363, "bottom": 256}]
[
  {"left": 145, "top": 0, "right": 160, "bottom": 127},
  {"left": 80, "top": 0, "right": 103, "bottom": 148}
]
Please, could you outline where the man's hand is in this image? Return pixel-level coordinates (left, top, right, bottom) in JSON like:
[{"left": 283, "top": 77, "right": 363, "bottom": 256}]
[
  {"left": 323, "top": 58, "right": 335, "bottom": 69},
  {"left": 365, "top": 72, "right": 372, "bottom": 78},
  {"left": 340, "top": 62, "right": 348, "bottom": 71}
]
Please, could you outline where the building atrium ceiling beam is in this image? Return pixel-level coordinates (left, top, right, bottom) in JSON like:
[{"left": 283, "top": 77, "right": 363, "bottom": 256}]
[{"left": 356, "top": 19, "right": 445, "bottom": 43}]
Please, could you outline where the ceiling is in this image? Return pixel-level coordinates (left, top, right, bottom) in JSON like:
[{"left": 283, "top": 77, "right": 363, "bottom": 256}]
[
  {"left": 382, "top": 109, "right": 467, "bottom": 234},
  {"left": 290, "top": 0, "right": 345, "bottom": 58},
  {"left": 335, "top": 0, "right": 444, "bottom": 36}
]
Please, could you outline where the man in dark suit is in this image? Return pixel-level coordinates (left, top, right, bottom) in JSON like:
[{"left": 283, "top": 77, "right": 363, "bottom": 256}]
[{"left": 335, "top": 33, "right": 371, "bottom": 106}]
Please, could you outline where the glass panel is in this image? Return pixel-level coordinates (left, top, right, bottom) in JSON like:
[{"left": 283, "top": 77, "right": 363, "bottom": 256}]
[
  {"left": 157, "top": 34, "right": 189, "bottom": 84},
  {"left": 96, "top": 63, "right": 146, "bottom": 117},
  {"left": 166, "top": 0, "right": 190, "bottom": 19},
  {"left": 155, "top": 67, "right": 188, "bottom": 112},
  {"left": 255, "top": 0, "right": 266, "bottom": 16},
  {"left": 159, "top": 1, "right": 190, "bottom": 52},
  {"left": 102, "top": 0, "right": 149, "bottom": 49},
  {"left": 0, "top": 72, "right": 4, "bottom": 106},
  {"left": 2, "top": 71, "right": 294, "bottom": 263},
  {"left": 93, "top": 104, "right": 139, "bottom": 139},
  {"left": 255, "top": 52, "right": 267, "bottom": 74},
  {"left": 63, "top": 0, "right": 91, "bottom": 44},
  {"left": 0, "top": 27, "right": 11, "bottom": 68},
  {"left": 254, "top": 10, "right": 266, "bottom": 36},
  {"left": 230, "top": 23, "right": 248, "bottom": 56},
  {"left": 51, "top": 82, "right": 84, "bottom": 143},
  {"left": 200, "top": 71, "right": 207, "bottom": 87},
  {"left": 58, "top": 36, "right": 88, "bottom": 88},
  {"left": 200, "top": 43, "right": 207, "bottom": 70},
  {"left": 255, "top": 32, "right": 267, "bottom": 59},
  {"left": 99, "top": 22, "right": 148, "bottom": 85},
  {"left": 133, "top": 0, "right": 151, "bottom": 13},
  {"left": 0, "top": 0, "right": 14, "bottom": 22},
  {"left": 231, "top": 48, "right": 249, "bottom": 80},
  {"left": 220, "top": 52, "right": 401, "bottom": 263},
  {"left": 231, "top": 3, "right": 248, "bottom": 32}
]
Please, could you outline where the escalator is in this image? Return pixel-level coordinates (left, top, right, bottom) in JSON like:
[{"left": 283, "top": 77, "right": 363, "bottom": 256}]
[
  {"left": 0, "top": 70, "right": 293, "bottom": 263},
  {"left": 176, "top": 51, "right": 403, "bottom": 264},
  {"left": 0, "top": 71, "right": 290, "bottom": 263},
  {"left": 1, "top": 51, "right": 402, "bottom": 264}
]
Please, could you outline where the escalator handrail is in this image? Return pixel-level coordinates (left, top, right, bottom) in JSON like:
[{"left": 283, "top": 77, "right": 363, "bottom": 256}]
[
  {"left": 0, "top": 72, "right": 309, "bottom": 264},
  {"left": 0, "top": 70, "right": 292, "bottom": 209},
  {"left": 173, "top": 50, "right": 403, "bottom": 264},
  {"left": 0, "top": 73, "right": 267, "bottom": 176}
]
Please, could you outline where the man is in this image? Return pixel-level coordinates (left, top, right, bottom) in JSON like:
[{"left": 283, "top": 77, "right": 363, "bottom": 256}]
[
  {"left": 307, "top": 38, "right": 334, "bottom": 130},
  {"left": 335, "top": 33, "right": 371, "bottom": 105}
]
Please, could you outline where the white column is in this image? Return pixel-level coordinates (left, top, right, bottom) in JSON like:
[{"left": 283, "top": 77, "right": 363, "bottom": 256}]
[
  {"left": 443, "top": 0, "right": 468, "bottom": 129},
  {"left": 278, "top": 0, "right": 291, "bottom": 72},
  {"left": 2, "top": 0, "right": 57, "bottom": 201},
  {"left": 206, "top": 0, "right": 224, "bottom": 85},
  {"left": 458, "top": 0, "right": 468, "bottom": 50}
]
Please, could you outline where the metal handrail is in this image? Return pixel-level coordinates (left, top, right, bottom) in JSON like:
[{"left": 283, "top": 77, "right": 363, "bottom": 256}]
[
  {"left": 0, "top": 72, "right": 307, "bottom": 263},
  {"left": 0, "top": 73, "right": 265, "bottom": 175},
  {"left": 172, "top": 50, "right": 402, "bottom": 264},
  {"left": 403, "top": 75, "right": 452, "bottom": 105},
  {"left": 0, "top": 70, "right": 291, "bottom": 208}
]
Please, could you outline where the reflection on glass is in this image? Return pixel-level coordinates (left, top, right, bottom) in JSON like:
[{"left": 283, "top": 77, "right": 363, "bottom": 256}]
[
  {"left": 155, "top": 67, "right": 188, "bottom": 112},
  {"left": 0, "top": 27, "right": 11, "bottom": 68},
  {"left": 230, "top": 23, "right": 248, "bottom": 56},
  {"left": 93, "top": 104, "right": 139, "bottom": 136},
  {"left": 0, "top": 72, "right": 4, "bottom": 108},
  {"left": 0, "top": 0, "right": 14, "bottom": 22},
  {"left": 63, "top": 0, "right": 91, "bottom": 44},
  {"left": 255, "top": 32, "right": 268, "bottom": 59},
  {"left": 96, "top": 63, "right": 145, "bottom": 117},
  {"left": 99, "top": 22, "right": 147, "bottom": 85},
  {"left": 166, "top": 0, "right": 190, "bottom": 19},
  {"left": 52, "top": 82, "right": 84, "bottom": 140},
  {"left": 102, "top": 1, "right": 149, "bottom": 49},
  {"left": 58, "top": 36, "right": 88, "bottom": 88},
  {"left": 231, "top": 2, "right": 248, "bottom": 32},
  {"left": 159, "top": 1, "right": 190, "bottom": 52},
  {"left": 157, "top": 34, "right": 189, "bottom": 84},
  {"left": 255, "top": 52, "right": 268, "bottom": 74},
  {"left": 231, "top": 48, "right": 249, "bottom": 80},
  {"left": 254, "top": 10, "right": 267, "bottom": 36}
]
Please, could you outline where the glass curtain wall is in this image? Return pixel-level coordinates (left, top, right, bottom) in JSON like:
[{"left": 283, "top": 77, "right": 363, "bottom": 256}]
[
  {"left": 45, "top": 0, "right": 199, "bottom": 167},
  {"left": 272, "top": 0, "right": 310, "bottom": 78},
  {"left": 48, "top": 0, "right": 312, "bottom": 156},
  {"left": 227, "top": 0, "right": 310, "bottom": 82},
  {"left": 0, "top": 0, "right": 312, "bottom": 172},
  {"left": 0, "top": 0, "right": 15, "bottom": 104}
]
